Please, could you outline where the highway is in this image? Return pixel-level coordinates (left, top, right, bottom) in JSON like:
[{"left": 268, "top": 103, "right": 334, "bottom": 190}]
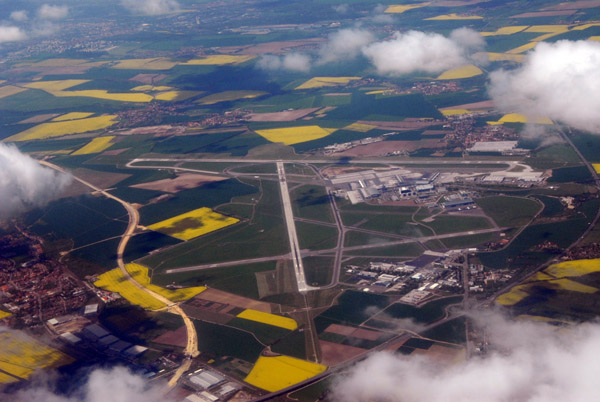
[
  {"left": 277, "top": 162, "right": 313, "bottom": 292},
  {"left": 39, "top": 160, "right": 199, "bottom": 387}
]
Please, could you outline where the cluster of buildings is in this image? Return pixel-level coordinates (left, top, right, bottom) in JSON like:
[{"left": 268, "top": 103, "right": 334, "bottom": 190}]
[
  {"left": 445, "top": 115, "right": 518, "bottom": 149},
  {"left": 323, "top": 136, "right": 383, "bottom": 154},
  {"left": 327, "top": 168, "right": 442, "bottom": 205},
  {"left": 346, "top": 250, "right": 467, "bottom": 301},
  {"left": 0, "top": 232, "right": 88, "bottom": 327},
  {"left": 182, "top": 369, "right": 242, "bottom": 402}
]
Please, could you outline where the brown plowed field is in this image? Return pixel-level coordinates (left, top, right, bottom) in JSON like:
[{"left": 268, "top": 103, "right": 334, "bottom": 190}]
[
  {"left": 319, "top": 340, "right": 366, "bottom": 366},
  {"left": 153, "top": 326, "right": 187, "bottom": 348},
  {"left": 130, "top": 173, "right": 227, "bottom": 193}
]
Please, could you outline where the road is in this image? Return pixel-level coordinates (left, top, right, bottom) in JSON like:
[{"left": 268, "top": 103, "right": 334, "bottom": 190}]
[
  {"left": 39, "top": 160, "right": 198, "bottom": 386},
  {"left": 277, "top": 162, "right": 313, "bottom": 292}
]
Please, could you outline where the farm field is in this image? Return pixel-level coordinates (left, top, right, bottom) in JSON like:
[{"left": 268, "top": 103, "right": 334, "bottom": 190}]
[
  {"left": 295, "top": 77, "right": 361, "bottom": 90},
  {"left": 94, "top": 263, "right": 206, "bottom": 310},
  {"left": 147, "top": 207, "right": 239, "bottom": 240},
  {"left": 71, "top": 136, "right": 115, "bottom": 155},
  {"left": 236, "top": 309, "right": 298, "bottom": 330},
  {"left": 196, "top": 90, "right": 267, "bottom": 105},
  {"left": 5, "top": 115, "right": 118, "bottom": 141},
  {"left": 0, "top": 330, "right": 73, "bottom": 384},
  {"left": 436, "top": 65, "right": 483, "bottom": 80},
  {"left": 244, "top": 355, "right": 327, "bottom": 392},
  {"left": 254, "top": 126, "right": 337, "bottom": 145}
]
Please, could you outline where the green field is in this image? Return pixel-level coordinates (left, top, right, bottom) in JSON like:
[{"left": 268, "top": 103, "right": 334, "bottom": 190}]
[
  {"left": 422, "top": 215, "right": 492, "bottom": 235},
  {"left": 291, "top": 185, "right": 335, "bottom": 223},
  {"left": 296, "top": 222, "right": 338, "bottom": 250},
  {"left": 476, "top": 196, "right": 542, "bottom": 227}
]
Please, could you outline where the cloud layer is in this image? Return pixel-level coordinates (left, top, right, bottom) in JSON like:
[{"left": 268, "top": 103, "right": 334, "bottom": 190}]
[
  {"left": 257, "top": 27, "right": 484, "bottom": 76},
  {"left": 0, "top": 25, "right": 27, "bottom": 43},
  {"left": 257, "top": 53, "right": 312, "bottom": 72},
  {"left": 362, "top": 28, "right": 485, "bottom": 76},
  {"left": 121, "top": 0, "right": 180, "bottom": 15},
  {"left": 331, "top": 312, "right": 600, "bottom": 402},
  {"left": 0, "top": 144, "right": 71, "bottom": 219},
  {"left": 37, "top": 4, "right": 69, "bottom": 20},
  {"left": 10, "top": 366, "right": 170, "bottom": 402},
  {"left": 489, "top": 40, "right": 600, "bottom": 133},
  {"left": 2, "top": 4, "right": 69, "bottom": 43}
]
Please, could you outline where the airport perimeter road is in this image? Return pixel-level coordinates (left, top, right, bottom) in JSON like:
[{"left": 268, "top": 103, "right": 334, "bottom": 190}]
[
  {"left": 40, "top": 160, "right": 199, "bottom": 386},
  {"left": 277, "top": 162, "right": 313, "bottom": 292}
]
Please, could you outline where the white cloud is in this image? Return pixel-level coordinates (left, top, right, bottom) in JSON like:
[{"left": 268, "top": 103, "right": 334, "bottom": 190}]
[
  {"left": 362, "top": 28, "right": 484, "bottom": 76},
  {"left": 10, "top": 10, "right": 29, "bottom": 22},
  {"left": 371, "top": 4, "right": 394, "bottom": 24},
  {"left": 257, "top": 53, "right": 312, "bottom": 72},
  {"left": 0, "top": 144, "right": 71, "bottom": 219},
  {"left": 11, "top": 366, "right": 172, "bottom": 402},
  {"left": 489, "top": 40, "right": 600, "bottom": 133},
  {"left": 333, "top": 4, "right": 349, "bottom": 14},
  {"left": 120, "top": 0, "right": 180, "bottom": 15},
  {"left": 37, "top": 4, "right": 69, "bottom": 20},
  {"left": 317, "top": 28, "right": 375, "bottom": 64},
  {"left": 331, "top": 313, "right": 600, "bottom": 402},
  {"left": 0, "top": 25, "right": 27, "bottom": 43}
]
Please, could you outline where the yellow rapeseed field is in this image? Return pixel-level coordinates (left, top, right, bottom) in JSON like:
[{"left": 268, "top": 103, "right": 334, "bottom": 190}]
[
  {"left": 155, "top": 90, "right": 200, "bottom": 101},
  {"left": 94, "top": 264, "right": 206, "bottom": 310},
  {"left": 255, "top": 126, "right": 337, "bottom": 145},
  {"left": 52, "top": 112, "right": 95, "bottom": 121},
  {"left": 525, "top": 25, "right": 571, "bottom": 33},
  {"left": 544, "top": 259, "right": 600, "bottom": 278},
  {"left": 236, "top": 309, "right": 298, "bottom": 330},
  {"left": 183, "top": 55, "right": 255, "bottom": 65},
  {"left": 112, "top": 58, "right": 178, "bottom": 70},
  {"left": 72, "top": 136, "right": 115, "bottom": 155},
  {"left": 496, "top": 284, "right": 530, "bottom": 306},
  {"left": 52, "top": 89, "right": 153, "bottom": 102},
  {"left": 506, "top": 42, "right": 538, "bottom": 54},
  {"left": 24, "top": 79, "right": 89, "bottom": 91},
  {"left": 148, "top": 207, "right": 239, "bottom": 240},
  {"left": 495, "top": 113, "right": 553, "bottom": 124},
  {"left": 436, "top": 65, "right": 483, "bottom": 80},
  {"left": 0, "top": 310, "right": 12, "bottom": 319},
  {"left": 385, "top": 3, "right": 430, "bottom": 14},
  {"left": 0, "top": 85, "right": 27, "bottom": 99},
  {"left": 593, "top": 164, "right": 600, "bottom": 173},
  {"left": 196, "top": 90, "right": 267, "bottom": 105},
  {"left": 245, "top": 356, "right": 327, "bottom": 392},
  {"left": 573, "top": 23, "right": 600, "bottom": 30},
  {"left": 481, "top": 26, "right": 529, "bottom": 36},
  {"left": 95, "top": 268, "right": 167, "bottom": 311},
  {"left": 441, "top": 109, "right": 471, "bottom": 116},
  {"left": 131, "top": 85, "right": 173, "bottom": 91},
  {"left": 590, "top": 36, "right": 600, "bottom": 41},
  {"left": 426, "top": 14, "right": 483, "bottom": 20},
  {"left": 6, "top": 115, "right": 118, "bottom": 142},
  {"left": 497, "top": 259, "right": 600, "bottom": 306},
  {"left": 295, "top": 77, "right": 361, "bottom": 90},
  {"left": 0, "top": 330, "right": 73, "bottom": 384},
  {"left": 344, "top": 122, "right": 377, "bottom": 132},
  {"left": 485, "top": 52, "right": 525, "bottom": 62}
]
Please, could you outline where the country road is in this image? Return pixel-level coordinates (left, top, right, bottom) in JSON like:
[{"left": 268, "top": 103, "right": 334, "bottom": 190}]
[{"left": 39, "top": 160, "right": 198, "bottom": 387}]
